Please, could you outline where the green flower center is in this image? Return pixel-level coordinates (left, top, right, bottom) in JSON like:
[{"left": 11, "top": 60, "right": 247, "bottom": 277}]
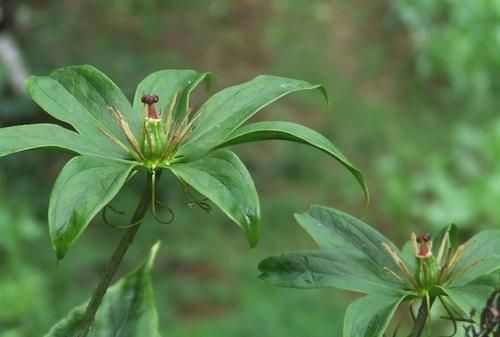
[
  {"left": 102, "top": 93, "right": 199, "bottom": 170},
  {"left": 382, "top": 231, "right": 467, "bottom": 294}
]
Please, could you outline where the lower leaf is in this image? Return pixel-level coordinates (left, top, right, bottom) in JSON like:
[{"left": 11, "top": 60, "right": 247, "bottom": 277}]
[
  {"left": 168, "top": 150, "right": 260, "bottom": 247},
  {"left": 44, "top": 242, "right": 162, "bottom": 337},
  {"left": 49, "top": 156, "right": 136, "bottom": 259},
  {"left": 343, "top": 294, "right": 407, "bottom": 337}
]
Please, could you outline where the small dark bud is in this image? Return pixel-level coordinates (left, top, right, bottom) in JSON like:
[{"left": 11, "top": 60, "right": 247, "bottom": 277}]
[
  {"left": 141, "top": 94, "right": 159, "bottom": 105},
  {"left": 141, "top": 94, "right": 161, "bottom": 119},
  {"left": 416, "top": 233, "right": 431, "bottom": 243}
]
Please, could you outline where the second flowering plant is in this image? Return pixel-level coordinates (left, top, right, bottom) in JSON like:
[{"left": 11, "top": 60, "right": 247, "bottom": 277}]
[{"left": 259, "top": 205, "right": 500, "bottom": 337}]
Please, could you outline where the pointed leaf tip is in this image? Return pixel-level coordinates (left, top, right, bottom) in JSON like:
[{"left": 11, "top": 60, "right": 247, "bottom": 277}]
[
  {"left": 202, "top": 72, "right": 213, "bottom": 92},
  {"left": 55, "top": 246, "right": 66, "bottom": 261},
  {"left": 147, "top": 241, "right": 161, "bottom": 268},
  {"left": 247, "top": 224, "right": 260, "bottom": 248},
  {"left": 316, "top": 84, "right": 329, "bottom": 108}
]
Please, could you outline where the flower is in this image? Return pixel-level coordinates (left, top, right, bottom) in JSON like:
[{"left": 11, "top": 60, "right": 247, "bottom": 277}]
[
  {"left": 259, "top": 205, "right": 500, "bottom": 337},
  {"left": 0, "top": 65, "right": 367, "bottom": 259}
]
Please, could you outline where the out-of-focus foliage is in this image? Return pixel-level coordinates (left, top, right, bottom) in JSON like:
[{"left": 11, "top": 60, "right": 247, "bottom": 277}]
[
  {"left": 378, "top": 118, "right": 500, "bottom": 232},
  {"left": 0, "top": 178, "right": 50, "bottom": 337},
  {"left": 393, "top": 0, "right": 500, "bottom": 105}
]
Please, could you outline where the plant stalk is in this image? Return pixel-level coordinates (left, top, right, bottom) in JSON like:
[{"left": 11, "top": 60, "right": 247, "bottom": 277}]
[
  {"left": 78, "top": 172, "right": 158, "bottom": 337},
  {"left": 410, "top": 296, "right": 436, "bottom": 337}
]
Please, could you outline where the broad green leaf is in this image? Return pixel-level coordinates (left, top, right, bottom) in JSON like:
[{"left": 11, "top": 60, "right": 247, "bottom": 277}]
[
  {"left": 258, "top": 248, "right": 404, "bottom": 295},
  {"left": 168, "top": 150, "right": 260, "bottom": 247},
  {"left": 133, "top": 70, "right": 211, "bottom": 123},
  {"left": 295, "top": 205, "right": 402, "bottom": 281},
  {"left": 26, "top": 65, "right": 134, "bottom": 159},
  {"left": 449, "top": 229, "right": 500, "bottom": 287},
  {"left": 49, "top": 156, "right": 136, "bottom": 259},
  {"left": 343, "top": 294, "right": 407, "bottom": 337},
  {"left": 44, "top": 242, "right": 162, "bottom": 337},
  {"left": 176, "top": 75, "right": 327, "bottom": 159},
  {"left": 0, "top": 124, "right": 109, "bottom": 158},
  {"left": 442, "top": 285, "right": 495, "bottom": 321},
  {"left": 215, "top": 121, "right": 368, "bottom": 200}
]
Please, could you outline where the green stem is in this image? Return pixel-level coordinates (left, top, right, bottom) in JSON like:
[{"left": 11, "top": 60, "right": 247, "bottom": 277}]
[
  {"left": 78, "top": 172, "right": 158, "bottom": 337},
  {"left": 410, "top": 297, "right": 436, "bottom": 337}
]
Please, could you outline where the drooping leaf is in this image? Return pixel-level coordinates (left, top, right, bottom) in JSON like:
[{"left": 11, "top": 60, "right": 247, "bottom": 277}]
[
  {"left": 449, "top": 229, "right": 500, "bottom": 287},
  {"left": 49, "top": 156, "right": 136, "bottom": 259},
  {"left": 176, "top": 75, "right": 327, "bottom": 159},
  {"left": 26, "top": 65, "right": 134, "bottom": 159},
  {"left": 132, "top": 69, "right": 211, "bottom": 123},
  {"left": 343, "top": 294, "right": 407, "bottom": 337},
  {"left": 44, "top": 242, "right": 162, "bottom": 337},
  {"left": 215, "top": 121, "right": 368, "bottom": 200},
  {"left": 168, "top": 150, "right": 260, "bottom": 247},
  {"left": 258, "top": 248, "right": 404, "bottom": 295},
  {"left": 442, "top": 285, "right": 495, "bottom": 322},
  {"left": 295, "top": 205, "right": 402, "bottom": 281},
  {"left": 0, "top": 124, "right": 108, "bottom": 158}
]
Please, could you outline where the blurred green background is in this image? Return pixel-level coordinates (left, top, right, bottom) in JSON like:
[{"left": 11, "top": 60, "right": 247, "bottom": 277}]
[{"left": 1, "top": 0, "right": 499, "bottom": 336}]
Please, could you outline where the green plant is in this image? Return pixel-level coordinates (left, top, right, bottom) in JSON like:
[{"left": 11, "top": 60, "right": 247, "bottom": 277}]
[
  {"left": 0, "top": 65, "right": 366, "bottom": 336},
  {"left": 259, "top": 205, "right": 500, "bottom": 337}
]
